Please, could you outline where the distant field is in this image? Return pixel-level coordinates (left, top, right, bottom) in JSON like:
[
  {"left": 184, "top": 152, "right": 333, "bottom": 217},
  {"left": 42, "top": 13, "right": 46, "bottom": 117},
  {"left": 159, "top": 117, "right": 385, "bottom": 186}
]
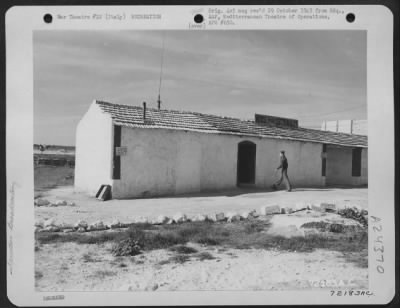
[{"left": 34, "top": 165, "right": 74, "bottom": 198}]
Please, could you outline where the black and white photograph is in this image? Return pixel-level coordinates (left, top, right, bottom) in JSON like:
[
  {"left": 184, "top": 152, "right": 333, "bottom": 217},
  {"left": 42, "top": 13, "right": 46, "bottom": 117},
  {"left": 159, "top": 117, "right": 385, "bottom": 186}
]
[
  {"left": 33, "top": 29, "right": 369, "bottom": 291},
  {"left": 5, "top": 4, "right": 396, "bottom": 306}
]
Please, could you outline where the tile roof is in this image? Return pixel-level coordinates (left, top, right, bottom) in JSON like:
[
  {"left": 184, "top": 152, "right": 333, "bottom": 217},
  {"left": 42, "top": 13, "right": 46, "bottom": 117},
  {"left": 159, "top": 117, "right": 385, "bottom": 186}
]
[{"left": 96, "top": 100, "right": 367, "bottom": 148}]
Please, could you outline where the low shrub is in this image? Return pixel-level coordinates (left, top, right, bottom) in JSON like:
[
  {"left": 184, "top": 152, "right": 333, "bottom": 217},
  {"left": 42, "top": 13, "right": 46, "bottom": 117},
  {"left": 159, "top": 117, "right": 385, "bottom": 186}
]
[
  {"left": 111, "top": 238, "right": 142, "bottom": 256},
  {"left": 338, "top": 207, "right": 368, "bottom": 227}
]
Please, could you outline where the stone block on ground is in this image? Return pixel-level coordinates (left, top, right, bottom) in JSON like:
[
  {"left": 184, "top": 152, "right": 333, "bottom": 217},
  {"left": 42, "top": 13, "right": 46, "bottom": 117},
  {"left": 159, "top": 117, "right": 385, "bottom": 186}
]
[
  {"left": 191, "top": 214, "right": 207, "bottom": 222},
  {"left": 58, "top": 223, "right": 75, "bottom": 230},
  {"left": 166, "top": 218, "right": 175, "bottom": 224},
  {"left": 172, "top": 213, "right": 188, "bottom": 223},
  {"left": 110, "top": 220, "right": 128, "bottom": 229},
  {"left": 35, "top": 220, "right": 44, "bottom": 228},
  {"left": 208, "top": 212, "right": 225, "bottom": 222},
  {"left": 77, "top": 227, "right": 86, "bottom": 232},
  {"left": 241, "top": 209, "right": 259, "bottom": 220},
  {"left": 88, "top": 221, "right": 108, "bottom": 231},
  {"left": 74, "top": 220, "right": 88, "bottom": 229},
  {"left": 281, "top": 207, "right": 293, "bottom": 214},
  {"left": 35, "top": 198, "right": 50, "bottom": 206},
  {"left": 226, "top": 212, "right": 241, "bottom": 223},
  {"left": 311, "top": 204, "right": 321, "bottom": 212},
  {"left": 44, "top": 218, "right": 57, "bottom": 228},
  {"left": 153, "top": 215, "right": 169, "bottom": 225},
  {"left": 134, "top": 216, "right": 148, "bottom": 224},
  {"left": 43, "top": 226, "right": 60, "bottom": 232},
  {"left": 67, "top": 202, "right": 76, "bottom": 206},
  {"left": 320, "top": 203, "right": 337, "bottom": 213},
  {"left": 55, "top": 200, "right": 67, "bottom": 206},
  {"left": 260, "top": 205, "right": 281, "bottom": 216},
  {"left": 63, "top": 228, "right": 75, "bottom": 233}
]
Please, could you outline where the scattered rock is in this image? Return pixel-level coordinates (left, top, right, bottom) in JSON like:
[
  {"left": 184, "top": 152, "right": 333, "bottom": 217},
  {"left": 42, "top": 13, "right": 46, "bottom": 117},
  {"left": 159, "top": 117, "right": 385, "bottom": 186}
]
[
  {"left": 35, "top": 220, "right": 44, "bottom": 228},
  {"left": 226, "top": 212, "right": 241, "bottom": 222},
  {"left": 110, "top": 220, "right": 124, "bottom": 229},
  {"left": 152, "top": 283, "right": 159, "bottom": 291},
  {"left": 34, "top": 198, "right": 50, "bottom": 206},
  {"left": 208, "top": 212, "right": 225, "bottom": 222},
  {"left": 311, "top": 204, "right": 321, "bottom": 212},
  {"left": 88, "top": 221, "right": 108, "bottom": 231},
  {"left": 320, "top": 203, "right": 337, "bottom": 213},
  {"left": 172, "top": 213, "right": 188, "bottom": 223},
  {"left": 191, "top": 214, "right": 207, "bottom": 222},
  {"left": 260, "top": 205, "right": 281, "bottom": 215},
  {"left": 44, "top": 218, "right": 57, "bottom": 228},
  {"left": 281, "top": 207, "right": 293, "bottom": 214},
  {"left": 77, "top": 227, "right": 86, "bottom": 232},
  {"left": 58, "top": 223, "right": 75, "bottom": 230},
  {"left": 74, "top": 220, "right": 88, "bottom": 229},
  {"left": 55, "top": 200, "right": 67, "bottom": 206},
  {"left": 43, "top": 226, "right": 60, "bottom": 232},
  {"left": 68, "top": 202, "right": 76, "bottom": 206},
  {"left": 134, "top": 216, "right": 148, "bottom": 224},
  {"left": 153, "top": 215, "right": 169, "bottom": 225},
  {"left": 166, "top": 218, "right": 175, "bottom": 224},
  {"left": 63, "top": 228, "right": 75, "bottom": 233},
  {"left": 241, "top": 209, "right": 258, "bottom": 220}
]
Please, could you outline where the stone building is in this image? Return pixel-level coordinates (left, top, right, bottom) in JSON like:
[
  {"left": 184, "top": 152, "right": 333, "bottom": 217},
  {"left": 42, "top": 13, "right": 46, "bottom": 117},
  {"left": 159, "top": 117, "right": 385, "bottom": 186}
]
[{"left": 75, "top": 100, "right": 368, "bottom": 199}]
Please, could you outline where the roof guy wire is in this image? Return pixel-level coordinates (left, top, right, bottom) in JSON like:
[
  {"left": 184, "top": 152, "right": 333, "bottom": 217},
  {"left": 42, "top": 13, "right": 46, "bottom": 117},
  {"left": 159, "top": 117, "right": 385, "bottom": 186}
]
[{"left": 157, "top": 32, "right": 166, "bottom": 110}]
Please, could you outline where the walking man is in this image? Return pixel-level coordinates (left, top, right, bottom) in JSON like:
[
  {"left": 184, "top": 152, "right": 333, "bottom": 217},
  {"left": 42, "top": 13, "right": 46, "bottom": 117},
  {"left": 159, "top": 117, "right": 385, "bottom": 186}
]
[{"left": 272, "top": 150, "right": 292, "bottom": 192}]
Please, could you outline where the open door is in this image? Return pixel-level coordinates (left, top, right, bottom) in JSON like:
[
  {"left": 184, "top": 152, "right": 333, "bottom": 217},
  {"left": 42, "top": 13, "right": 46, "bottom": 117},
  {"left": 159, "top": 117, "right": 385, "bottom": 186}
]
[{"left": 237, "top": 141, "right": 256, "bottom": 186}]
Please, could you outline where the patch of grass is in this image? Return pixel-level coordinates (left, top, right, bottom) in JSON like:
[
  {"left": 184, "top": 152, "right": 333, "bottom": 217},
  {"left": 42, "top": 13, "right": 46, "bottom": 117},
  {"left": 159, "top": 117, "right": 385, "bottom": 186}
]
[
  {"left": 169, "top": 245, "right": 198, "bottom": 254},
  {"left": 169, "top": 254, "right": 190, "bottom": 264},
  {"left": 301, "top": 221, "right": 364, "bottom": 233},
  {"left": 82, "top": 253, "right": 101, "bottom": 263},
  {"left": 36, "top": 219, "right": 367, "bottom": 267},
  {"left": 196, "top": 252, "right": 215, "bottom": 261},
  {"left": 244, "top": 221, "right": 267, "bottom": 234},
  {"left": 36, "top": 230, "right": 125, "bottom": 245},
  {"left": 92, "top": 270, "right": 117, "bottom": 279}
]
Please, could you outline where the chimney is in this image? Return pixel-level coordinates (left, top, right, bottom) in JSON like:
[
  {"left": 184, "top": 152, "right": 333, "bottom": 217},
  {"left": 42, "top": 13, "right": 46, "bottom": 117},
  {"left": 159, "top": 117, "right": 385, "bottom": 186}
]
[
  {"left": 143, "top": 102, "right": 146, "bottom": 121},
  {"left": 255, "top": 114, "right": 298, "bottom": 128}
]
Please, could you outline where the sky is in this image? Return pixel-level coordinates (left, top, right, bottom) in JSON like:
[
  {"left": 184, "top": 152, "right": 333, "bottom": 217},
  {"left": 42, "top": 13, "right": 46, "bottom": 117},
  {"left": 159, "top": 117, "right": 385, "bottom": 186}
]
[{"left": 34, "top": 30, "right": 366, "bottom": 146}]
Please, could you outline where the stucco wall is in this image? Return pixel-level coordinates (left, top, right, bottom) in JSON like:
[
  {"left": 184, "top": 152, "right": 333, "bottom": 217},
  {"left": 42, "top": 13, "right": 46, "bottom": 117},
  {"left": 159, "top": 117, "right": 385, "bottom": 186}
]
[
  {"left": 325, "top": 145, "right": 368, "bottom": 186},
  {"left": 75, "top": 103, "right": 113, "bottom": 195},
  {"left": 112, "top": 128, "right": 327, "bottom": 198}
]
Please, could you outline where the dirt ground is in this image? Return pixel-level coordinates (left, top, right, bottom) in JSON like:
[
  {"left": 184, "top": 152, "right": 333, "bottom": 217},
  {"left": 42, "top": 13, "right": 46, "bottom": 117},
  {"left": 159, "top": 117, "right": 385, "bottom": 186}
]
[
  {"left": 35, "top": 241, "right": 368, "bottom": 292},
  {"left": 34, "top": 176, "right": 368, "bottom": 292},
  {"left": 35, "top": 186, "right": 367, "bottom": 225}
]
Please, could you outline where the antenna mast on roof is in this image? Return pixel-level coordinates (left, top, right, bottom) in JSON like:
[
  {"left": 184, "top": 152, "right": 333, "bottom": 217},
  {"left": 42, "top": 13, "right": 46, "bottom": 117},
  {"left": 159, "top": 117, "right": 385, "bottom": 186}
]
[{"left": 157, "top": 32, "right": 166, "bottom": 110}]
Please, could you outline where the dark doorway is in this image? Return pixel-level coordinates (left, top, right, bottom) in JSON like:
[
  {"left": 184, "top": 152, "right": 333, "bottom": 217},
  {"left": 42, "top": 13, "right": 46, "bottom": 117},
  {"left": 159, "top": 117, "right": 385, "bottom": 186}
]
[{"left": 237, "top": 141, "right": 256, "bottom": 186}]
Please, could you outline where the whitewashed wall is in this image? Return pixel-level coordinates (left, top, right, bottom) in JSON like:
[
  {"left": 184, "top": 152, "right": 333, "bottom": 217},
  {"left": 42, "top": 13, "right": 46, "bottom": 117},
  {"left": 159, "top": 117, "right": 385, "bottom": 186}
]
[
  {"left": 112, "top": 127, "right": 327, "bottom": 198},
  {"left": 325, "top": 145, "right": 368, "bottom": 186},
  {"left": 74, "top": 103, "right": 114, "bottom": 195}
]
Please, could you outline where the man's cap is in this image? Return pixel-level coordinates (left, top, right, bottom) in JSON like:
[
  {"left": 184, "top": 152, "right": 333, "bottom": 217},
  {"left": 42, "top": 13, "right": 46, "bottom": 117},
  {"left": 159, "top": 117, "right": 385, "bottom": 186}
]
[{"left": 280, "top": 150, "right": 285, "bottom": 154}]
